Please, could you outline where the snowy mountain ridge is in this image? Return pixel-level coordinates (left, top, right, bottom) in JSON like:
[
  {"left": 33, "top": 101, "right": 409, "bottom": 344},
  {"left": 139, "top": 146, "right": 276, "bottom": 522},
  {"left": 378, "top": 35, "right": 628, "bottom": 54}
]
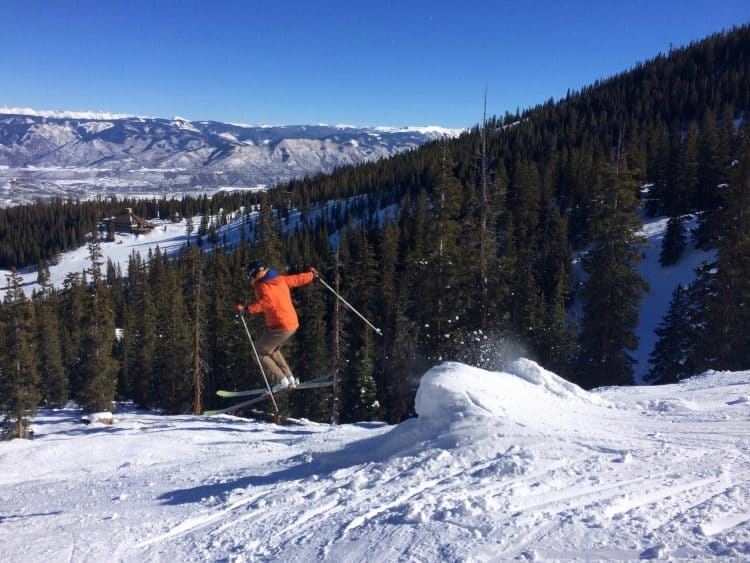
[
  {"left": 0, "top": 108, "right": 463, "bottom": 206},
  {"left": 0, "top": 106, "right": 147, "bottom": 120}
]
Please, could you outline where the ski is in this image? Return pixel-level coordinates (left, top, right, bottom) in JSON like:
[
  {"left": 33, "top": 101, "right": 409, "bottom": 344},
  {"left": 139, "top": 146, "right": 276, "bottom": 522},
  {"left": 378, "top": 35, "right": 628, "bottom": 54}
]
[
  {"left": 204, "top": 376, "right": 333, "bottom": 416},
  {"left": 216, "top": 374, "right": 332, "bottom": 399},
  {"left": 216, "top": 386, "right": 266, "bottom": 398}
]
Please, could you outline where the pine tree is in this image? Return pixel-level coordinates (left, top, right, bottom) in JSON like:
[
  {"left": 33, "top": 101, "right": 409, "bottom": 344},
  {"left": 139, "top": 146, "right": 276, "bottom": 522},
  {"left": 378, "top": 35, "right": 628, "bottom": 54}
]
[
  {"left": 374, "top": 218, "right": 402, "bottom": 417},
  {"left": 646, "top": 124, "right": 670, "bottom": 216},
  {"left": 126, "top": 258, "right": 157, "bottom": 407},
  {"left": 676, "top": 122, "right": 699, "bottom": 214},
  {"left": 197, "top": 213, "right": 210, "bottom": 241},
  {"left": 508, "top": 158, "right": 542, "bottom": 328},
  {"left": 696, "top": 109, "right": 723, "bottom": 210},
  {"left": 34, "top": 264, "right": 68, "bottom": 406},
  {"left": 154, "top": 265, "right": 192, "bottom": 413},
  {"left": 702, "top": 126, "right": 750, "bottom": 370},
  {"left": 539, "top": 275, "right": 576, "bottom": 377},
  {"left": 255, "top": 193, "right": 284, "bottom": 266},
  {"left": 206, "top": 251, "right": 248, "bottom": 405},
  {"left": 659, "top": 215, "right": 687, "bottom": 266},
  {"left": 116, "top": 302, "right": 134, "bottom": 401},
  {"left": 106, "top": 258, "right": 125, "bottom": 325},
  {"left": 473, "top": 103, "right": 500, "bottom": 331},
  {"left": 1, "top": 269, "right": 41, "bottom": 439},
  {"left": 86, "top": 229, "right": 105, "bottom": 283},
  {"left": 339, "top": 227, "right": 379, "bottom": 422},
  {"left": 577, "top": 142, "right": 648, "bottom": 387},
  {"left": 663, "top": 121, "right": 684, "bottom": 216},
  {"left": 292, "top": 275, "right": 330, "bottom": 421},
  {"left": 348, "top": 326, "right": 378, "bottom": 421},
  {"left": 329, "top": 242, "right": 349, "bottom": 424},
  {"left": 420, "top": 143, "right": 466, "bottom": 362},
  {"left": 183, "top": 246, "right": 208, "bottom": 414},
  {"left": 208, "top": 220, "right": 219, "bottom": 245},
  {"left": 78, "top": 232, "right": 118, "bottom": 412},
  {"left": 386, "top": 291, "right": 419, "bottom": 422},
  {"left": 60, "top": 272, "right": 87, "bottom": 396},
  {"left": 535, "top": 205, "right": 575, "bottom": 374},
  {"left": 106, "top": 217, "right": 116, "bottom": 242},
  {"left": 647, "top": 284, "right": 700, "bottom": 383},
  {"left": 693, "top": 113, "right": 726, "bottom": 249}
]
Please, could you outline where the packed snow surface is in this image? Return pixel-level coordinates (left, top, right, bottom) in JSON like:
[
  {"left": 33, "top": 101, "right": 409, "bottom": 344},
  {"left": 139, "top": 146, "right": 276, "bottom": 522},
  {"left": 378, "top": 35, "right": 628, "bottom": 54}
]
[{"left": 1, "top": 360, "right": 748, "bottom": 561}]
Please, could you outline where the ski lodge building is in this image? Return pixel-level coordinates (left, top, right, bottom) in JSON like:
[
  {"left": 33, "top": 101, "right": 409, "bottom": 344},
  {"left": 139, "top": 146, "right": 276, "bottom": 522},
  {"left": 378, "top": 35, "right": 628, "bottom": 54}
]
[{"left": 109, "top": 208, "right": 155, "bottom": 233}]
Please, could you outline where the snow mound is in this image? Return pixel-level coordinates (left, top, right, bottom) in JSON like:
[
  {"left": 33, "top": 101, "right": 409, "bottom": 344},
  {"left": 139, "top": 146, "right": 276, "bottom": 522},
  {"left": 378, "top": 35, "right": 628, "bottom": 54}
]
[
  {"left": 314, "top": 359, "right": 598, "bottom": 466},
  {"left": 414, "top": 361, "right": 505, "bottom": 422},
  {"left": 505, "top": 357, "right": 607, "bottom": 404},
  {"left": 415, "top": 359, "right": 608, "bottom": 428}
]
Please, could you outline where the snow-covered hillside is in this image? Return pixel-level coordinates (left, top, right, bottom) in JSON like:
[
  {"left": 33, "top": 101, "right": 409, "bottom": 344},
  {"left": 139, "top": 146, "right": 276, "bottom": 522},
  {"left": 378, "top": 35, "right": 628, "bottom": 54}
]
[
  {"left": 1, "top": 360, "right": 748, "bottom": 561},
  {"left": 0, "top": 216, "right": 203, "bottom": 299}
]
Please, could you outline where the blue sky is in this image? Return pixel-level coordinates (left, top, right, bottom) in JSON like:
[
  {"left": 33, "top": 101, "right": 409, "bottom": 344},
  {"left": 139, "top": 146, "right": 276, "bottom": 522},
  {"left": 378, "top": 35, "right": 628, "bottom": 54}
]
[{"left": 0, "top": 1, "right": 747, "bottom": 128}]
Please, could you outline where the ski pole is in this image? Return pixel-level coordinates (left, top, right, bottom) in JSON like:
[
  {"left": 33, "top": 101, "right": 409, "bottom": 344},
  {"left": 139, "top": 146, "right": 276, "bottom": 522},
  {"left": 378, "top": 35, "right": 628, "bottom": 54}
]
[
  {"left": 238, "top": 313, "right": 280, "bottom": 415},
  {"left": 317, "top": 276, "right": 383, "bottom": 336}
]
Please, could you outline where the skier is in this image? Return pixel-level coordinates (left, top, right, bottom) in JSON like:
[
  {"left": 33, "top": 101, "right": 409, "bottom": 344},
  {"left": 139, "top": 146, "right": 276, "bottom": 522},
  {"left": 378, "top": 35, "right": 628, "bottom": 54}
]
[{"left": 236, "top": 260, "right": 317, "bottom": 391}]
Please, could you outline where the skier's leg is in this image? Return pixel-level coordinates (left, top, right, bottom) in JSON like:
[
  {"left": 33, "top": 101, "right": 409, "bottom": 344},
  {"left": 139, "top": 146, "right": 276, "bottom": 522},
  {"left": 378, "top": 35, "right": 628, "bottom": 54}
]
[
  {"left": 271, "top": 348, "right": 294, "bottom": 379},
  {"left": 258, "top": 355, "right": 285, "bottom": 384},
  {"left": 255, "top": 329, "right": 295, "bottom": 384},
  {"left": 268, "top": 329, "right": 296, "bottom": 380},
  {"left": 255, "top": 329, "right": 294, "bottom": 385}
]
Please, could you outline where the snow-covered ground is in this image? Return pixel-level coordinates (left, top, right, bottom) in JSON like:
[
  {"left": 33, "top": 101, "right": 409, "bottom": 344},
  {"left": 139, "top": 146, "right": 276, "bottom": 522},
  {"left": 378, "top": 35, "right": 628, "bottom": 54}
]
[
  {"left": 0, "top": 214, "right": 242, "bottom": 300},
  {"left": 1, "top": 360, "right": 748, "bottom": 561}
]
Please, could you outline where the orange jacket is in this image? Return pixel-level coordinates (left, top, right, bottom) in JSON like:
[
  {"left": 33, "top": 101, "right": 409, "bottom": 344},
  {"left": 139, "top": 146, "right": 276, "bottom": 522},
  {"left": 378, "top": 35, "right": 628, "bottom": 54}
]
[{"left": 247, "top": 270, "right": 314, "bottom": 330}]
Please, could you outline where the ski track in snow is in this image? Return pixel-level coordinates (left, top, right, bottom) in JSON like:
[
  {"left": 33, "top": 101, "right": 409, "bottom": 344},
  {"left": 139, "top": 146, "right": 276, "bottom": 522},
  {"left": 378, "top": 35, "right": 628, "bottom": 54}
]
[{"left": 1, "top": 362, "right": 748, "bottom": 561}]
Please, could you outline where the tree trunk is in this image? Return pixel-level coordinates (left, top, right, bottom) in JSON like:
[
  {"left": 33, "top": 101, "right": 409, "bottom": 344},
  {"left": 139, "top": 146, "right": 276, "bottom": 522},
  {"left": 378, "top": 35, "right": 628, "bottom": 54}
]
[
  {"left": 331, "top": 247, "right": 342, "bottom": 425},
  {"left": 192, "top": 262, "right": 203, "bottom": 415}
]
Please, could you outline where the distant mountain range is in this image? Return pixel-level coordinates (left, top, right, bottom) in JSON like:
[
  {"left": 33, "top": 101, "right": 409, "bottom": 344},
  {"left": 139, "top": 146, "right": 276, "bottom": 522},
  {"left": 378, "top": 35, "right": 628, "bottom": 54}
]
[{"left": 0, "top": 108, "right": 462, "bottom": 206}]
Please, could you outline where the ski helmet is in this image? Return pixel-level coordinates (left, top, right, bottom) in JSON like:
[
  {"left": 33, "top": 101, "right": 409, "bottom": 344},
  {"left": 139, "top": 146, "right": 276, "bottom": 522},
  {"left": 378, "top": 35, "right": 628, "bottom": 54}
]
[{"left": 246, "top": 260, "right": 266, "bottom": 279}]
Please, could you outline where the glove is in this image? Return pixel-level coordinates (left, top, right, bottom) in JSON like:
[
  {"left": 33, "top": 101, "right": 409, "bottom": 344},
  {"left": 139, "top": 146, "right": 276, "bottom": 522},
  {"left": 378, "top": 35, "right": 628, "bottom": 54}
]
[
  {"left": 310, "top": 267, "right": 319, "bottom": 279},
  {"left": 234, "top": 303, "right": 247, "bottom": 316}
]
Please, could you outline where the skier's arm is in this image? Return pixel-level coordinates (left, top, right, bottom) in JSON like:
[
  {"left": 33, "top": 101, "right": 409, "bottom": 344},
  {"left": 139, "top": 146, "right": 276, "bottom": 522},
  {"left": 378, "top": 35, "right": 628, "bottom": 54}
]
[
  {"left": 247, "top": 286, "right": 273, "bottom": 314},
  {"left": 284, "top": 271, "right": 315, "bottom": 288}
]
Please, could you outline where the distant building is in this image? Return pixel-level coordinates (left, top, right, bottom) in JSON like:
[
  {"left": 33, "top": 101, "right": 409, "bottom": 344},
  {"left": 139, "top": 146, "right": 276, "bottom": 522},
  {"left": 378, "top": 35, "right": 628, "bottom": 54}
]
[{"left": 109, "top": 208, "right": 155, "bottom": 233}]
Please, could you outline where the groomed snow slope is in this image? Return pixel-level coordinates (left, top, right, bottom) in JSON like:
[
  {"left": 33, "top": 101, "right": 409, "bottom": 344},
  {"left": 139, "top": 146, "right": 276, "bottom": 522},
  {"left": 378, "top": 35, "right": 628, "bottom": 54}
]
[{"left": 1, "top": 359, "right": 748, "bottom": 561}]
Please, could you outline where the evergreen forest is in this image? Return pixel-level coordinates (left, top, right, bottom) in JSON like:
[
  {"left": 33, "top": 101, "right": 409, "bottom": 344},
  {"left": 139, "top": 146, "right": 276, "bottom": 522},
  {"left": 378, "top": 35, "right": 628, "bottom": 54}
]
[{"left": 1, "top": 27, "right": 749, "bottom": 437}]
